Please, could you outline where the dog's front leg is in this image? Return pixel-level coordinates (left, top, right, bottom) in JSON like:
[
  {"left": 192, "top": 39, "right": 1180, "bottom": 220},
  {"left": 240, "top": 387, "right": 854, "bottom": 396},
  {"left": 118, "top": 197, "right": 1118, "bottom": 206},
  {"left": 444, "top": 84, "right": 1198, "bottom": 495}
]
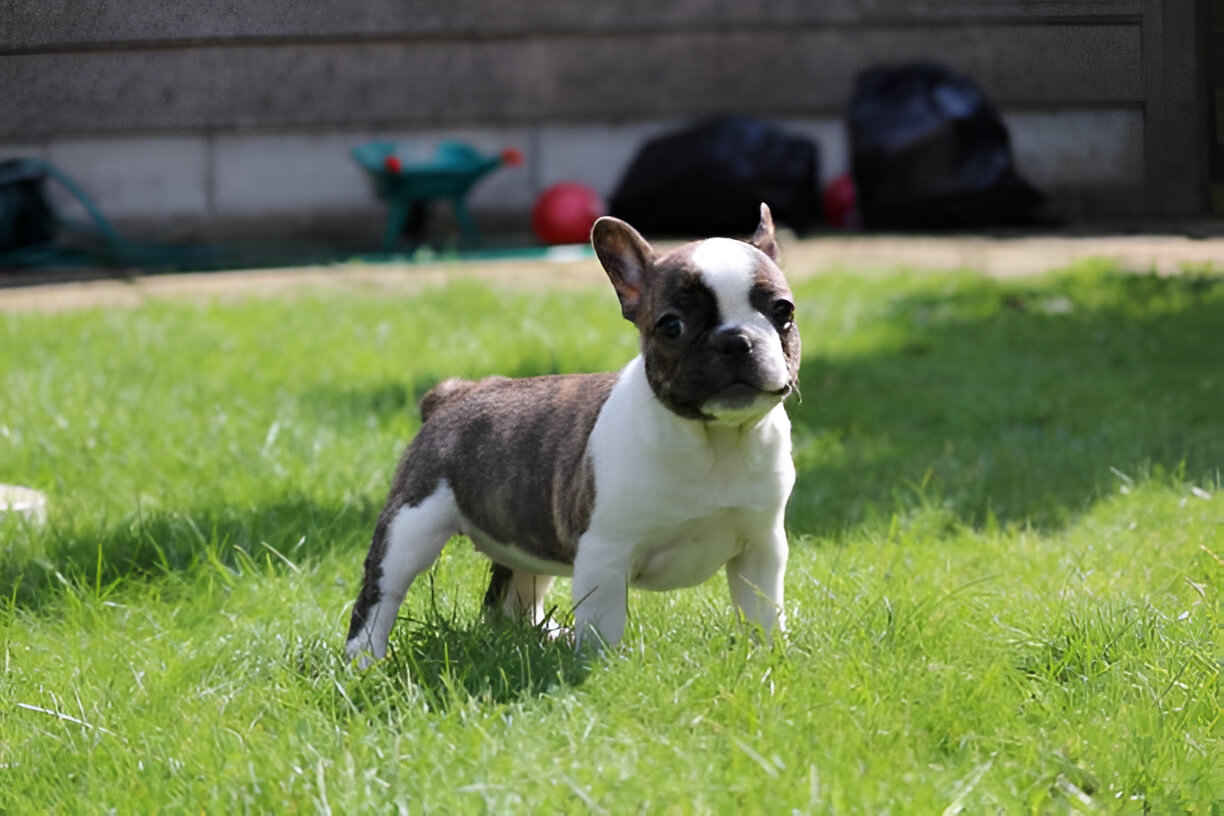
[
  {"left": 571, "top": 539, "right": 631, "bottom": 651},
  {"left": 726, "top": 517, "right": 788, "bottom": 638}
]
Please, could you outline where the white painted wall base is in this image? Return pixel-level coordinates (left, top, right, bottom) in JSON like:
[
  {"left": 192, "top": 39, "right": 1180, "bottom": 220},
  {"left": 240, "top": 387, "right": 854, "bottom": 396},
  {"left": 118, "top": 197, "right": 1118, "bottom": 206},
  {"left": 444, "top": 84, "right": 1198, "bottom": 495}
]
[{"left": 3, "top": 110, "right": 1144, "bottom": 237}]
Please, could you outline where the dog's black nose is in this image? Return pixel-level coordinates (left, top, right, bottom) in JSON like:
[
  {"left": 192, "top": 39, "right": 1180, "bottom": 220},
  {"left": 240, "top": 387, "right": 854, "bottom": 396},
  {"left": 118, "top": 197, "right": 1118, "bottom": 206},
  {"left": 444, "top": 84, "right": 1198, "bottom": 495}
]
[{"left": 713, "top": 327, "right": 753, "bottom": 356}]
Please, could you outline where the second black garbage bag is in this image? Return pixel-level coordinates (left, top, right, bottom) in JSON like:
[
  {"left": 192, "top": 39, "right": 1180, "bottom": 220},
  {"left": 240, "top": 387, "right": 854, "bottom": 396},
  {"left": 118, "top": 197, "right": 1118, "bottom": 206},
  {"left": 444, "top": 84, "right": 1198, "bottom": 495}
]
[{"left": 849, "top": 62, "right": 1046, "bottom": 230}]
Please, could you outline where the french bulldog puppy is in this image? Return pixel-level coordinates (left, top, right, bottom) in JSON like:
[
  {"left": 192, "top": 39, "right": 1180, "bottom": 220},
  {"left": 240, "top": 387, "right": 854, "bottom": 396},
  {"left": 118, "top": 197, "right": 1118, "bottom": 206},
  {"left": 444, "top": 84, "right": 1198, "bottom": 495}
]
[{"left": 346, "top": 204, "right": 799, "bottom": 664}]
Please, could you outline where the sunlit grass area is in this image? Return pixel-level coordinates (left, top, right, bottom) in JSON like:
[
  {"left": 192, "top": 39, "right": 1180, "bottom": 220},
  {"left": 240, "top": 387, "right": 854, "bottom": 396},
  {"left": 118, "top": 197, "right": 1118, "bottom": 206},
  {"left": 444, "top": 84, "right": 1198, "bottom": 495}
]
[{"left": 1, "top": 263, "right": 1221, "bottom": 812}]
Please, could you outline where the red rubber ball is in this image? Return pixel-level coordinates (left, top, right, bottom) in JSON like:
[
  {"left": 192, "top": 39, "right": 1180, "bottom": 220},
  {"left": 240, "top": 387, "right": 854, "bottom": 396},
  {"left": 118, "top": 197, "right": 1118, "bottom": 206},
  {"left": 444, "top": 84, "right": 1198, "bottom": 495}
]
[
  {"left": 532, "top": 182, "right": 606, "bottom": 245},
  {"left": 822, "top": 173, "right": 858, "bottom": 229}
]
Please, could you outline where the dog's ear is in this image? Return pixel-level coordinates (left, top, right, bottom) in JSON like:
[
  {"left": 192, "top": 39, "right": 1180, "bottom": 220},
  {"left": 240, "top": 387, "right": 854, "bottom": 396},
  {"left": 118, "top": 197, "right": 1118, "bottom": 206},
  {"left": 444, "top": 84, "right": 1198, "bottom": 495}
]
[
  {"left": 750, "top": 202, "right": 779, "bottom": 262},
  {"left": 591, "top": 216, "right": 654, "bottom": 322}
]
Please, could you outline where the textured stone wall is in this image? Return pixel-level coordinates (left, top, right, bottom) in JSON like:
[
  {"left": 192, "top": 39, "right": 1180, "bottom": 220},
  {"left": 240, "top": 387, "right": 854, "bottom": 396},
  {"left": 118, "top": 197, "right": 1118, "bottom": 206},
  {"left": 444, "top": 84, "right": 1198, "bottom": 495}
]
[{"left": 0, "top": 0, "right": 1206, "bottom": 229}]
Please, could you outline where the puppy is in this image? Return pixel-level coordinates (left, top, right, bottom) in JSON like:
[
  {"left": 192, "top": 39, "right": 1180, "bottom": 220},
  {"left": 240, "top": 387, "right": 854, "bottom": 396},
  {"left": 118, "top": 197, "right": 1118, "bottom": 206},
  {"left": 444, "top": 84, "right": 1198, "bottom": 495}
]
[{"left": 346, "top": 203, "right": 800, "bottom": 664}]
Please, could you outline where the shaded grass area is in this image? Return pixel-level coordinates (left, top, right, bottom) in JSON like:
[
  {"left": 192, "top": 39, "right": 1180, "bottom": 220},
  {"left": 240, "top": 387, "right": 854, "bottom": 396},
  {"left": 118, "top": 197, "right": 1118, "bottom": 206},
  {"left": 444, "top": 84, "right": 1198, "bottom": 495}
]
[
  {"left": 789, "top": 266, "right": 1224, "bottom": 535},
  {"left": 1, "top": 264, "right": 1221, "bottom": 812}
]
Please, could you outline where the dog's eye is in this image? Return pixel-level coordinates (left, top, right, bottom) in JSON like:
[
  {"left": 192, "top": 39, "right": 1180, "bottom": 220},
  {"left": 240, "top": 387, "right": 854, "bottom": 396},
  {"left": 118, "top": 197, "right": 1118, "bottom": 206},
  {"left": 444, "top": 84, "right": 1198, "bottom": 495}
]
[
  {"left": 655, "top": 314, "right": 685, "bottom": 340},
  {"left": 771, "top": 299, "right": 795, "bottom": 330}
]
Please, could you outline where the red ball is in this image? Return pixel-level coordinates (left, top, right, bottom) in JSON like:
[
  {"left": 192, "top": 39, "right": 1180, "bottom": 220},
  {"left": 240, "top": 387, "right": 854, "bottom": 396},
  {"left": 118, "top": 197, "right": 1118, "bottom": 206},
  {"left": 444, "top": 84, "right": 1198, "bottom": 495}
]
[
  {"left": 532, "top": 182, "right": 605, "bottom": 245},
  {"left": 823, "top": 173, "right": 858, "bottom": 229},
  {"left": 383, "top": 155, "right": 402, "bottom": 174}
]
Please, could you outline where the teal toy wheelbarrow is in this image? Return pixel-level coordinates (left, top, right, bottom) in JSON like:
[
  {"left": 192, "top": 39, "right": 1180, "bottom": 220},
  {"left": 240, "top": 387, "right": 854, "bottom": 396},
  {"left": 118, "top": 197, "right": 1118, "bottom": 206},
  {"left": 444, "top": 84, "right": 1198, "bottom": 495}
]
[{"left": 352, "top": 140, "right": 523, "bottom": 251}]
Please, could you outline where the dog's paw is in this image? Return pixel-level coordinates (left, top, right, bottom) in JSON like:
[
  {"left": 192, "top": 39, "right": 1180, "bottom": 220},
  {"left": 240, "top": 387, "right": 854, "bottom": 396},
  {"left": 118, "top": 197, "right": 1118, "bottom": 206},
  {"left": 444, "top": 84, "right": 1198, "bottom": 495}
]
[
  {"left": 540, "top": 619, "right": 573, "bottom": 643},
  {"left": 344, "top": 639, "right": 378, "bottom": 671}
]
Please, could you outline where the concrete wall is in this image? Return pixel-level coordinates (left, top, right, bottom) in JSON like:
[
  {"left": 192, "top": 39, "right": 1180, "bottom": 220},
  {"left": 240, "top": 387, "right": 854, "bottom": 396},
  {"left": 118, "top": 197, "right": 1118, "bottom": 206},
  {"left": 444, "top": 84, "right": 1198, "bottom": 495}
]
[{"left": 0, "top": 0, "right": 1207, "bottom": 238}]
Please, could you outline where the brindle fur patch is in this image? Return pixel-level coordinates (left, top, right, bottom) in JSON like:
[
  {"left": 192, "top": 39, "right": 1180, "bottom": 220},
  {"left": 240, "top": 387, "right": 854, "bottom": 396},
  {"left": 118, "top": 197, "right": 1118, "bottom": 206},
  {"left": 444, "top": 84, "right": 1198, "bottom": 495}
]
[
  {"left": 393, "top": 374, "right": 612, "bottom": 547},
  {"left": 347, "top": 373, "right": 616, "bottom": 642}
]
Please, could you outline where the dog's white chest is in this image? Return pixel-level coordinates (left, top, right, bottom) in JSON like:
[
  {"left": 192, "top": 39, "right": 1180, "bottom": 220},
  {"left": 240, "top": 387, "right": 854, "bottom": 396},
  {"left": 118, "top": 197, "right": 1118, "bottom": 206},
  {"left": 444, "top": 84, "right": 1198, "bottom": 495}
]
[
  {"left": 629, "top": 509, "right": 745, "bottom": 590},
  {"left": 584, "top": 356, "right": 794, "bottom": 591}
]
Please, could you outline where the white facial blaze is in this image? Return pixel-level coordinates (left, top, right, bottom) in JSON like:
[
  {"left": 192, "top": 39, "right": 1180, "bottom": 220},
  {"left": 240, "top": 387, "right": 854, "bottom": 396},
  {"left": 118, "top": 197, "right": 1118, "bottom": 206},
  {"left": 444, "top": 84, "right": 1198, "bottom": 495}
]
[
  {"left": 690, "top": 238, "right": 763, "bottom": 328},
  {"left": 689, "top": 238, "right": 790, "bottom": 394}
]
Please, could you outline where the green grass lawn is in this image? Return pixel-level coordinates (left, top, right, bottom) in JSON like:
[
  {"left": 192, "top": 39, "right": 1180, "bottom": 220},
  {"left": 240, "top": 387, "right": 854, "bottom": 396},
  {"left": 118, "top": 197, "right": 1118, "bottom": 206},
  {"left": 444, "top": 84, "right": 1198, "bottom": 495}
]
[{"left": 1, "top": 262, "right": 1221, "bottom": 813}]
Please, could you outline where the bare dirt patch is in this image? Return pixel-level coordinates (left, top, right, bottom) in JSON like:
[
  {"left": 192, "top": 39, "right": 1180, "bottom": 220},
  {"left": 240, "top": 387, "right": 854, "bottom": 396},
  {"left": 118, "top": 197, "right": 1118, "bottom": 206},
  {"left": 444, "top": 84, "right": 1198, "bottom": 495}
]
[{"left": 4, "top": 234, "right": 1223, "bottom": 314}]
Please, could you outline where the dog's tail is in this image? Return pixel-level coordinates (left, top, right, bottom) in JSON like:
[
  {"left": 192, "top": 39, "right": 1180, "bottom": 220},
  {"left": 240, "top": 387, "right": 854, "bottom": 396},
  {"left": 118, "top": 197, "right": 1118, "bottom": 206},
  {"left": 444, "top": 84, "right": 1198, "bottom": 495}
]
[{"left": 419, "top": 378, "right": 477, "bottom": 422}]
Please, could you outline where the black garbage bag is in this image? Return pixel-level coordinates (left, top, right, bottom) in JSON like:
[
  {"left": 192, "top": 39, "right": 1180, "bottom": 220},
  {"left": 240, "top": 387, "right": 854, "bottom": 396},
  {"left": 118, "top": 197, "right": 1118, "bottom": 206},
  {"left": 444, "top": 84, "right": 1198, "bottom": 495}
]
[
  {"left": 610, "top": 116, "right": 820, "bottom": 236},
  {"left": 849, "top": 63, "right": 1044, "bottom": 230},
  {"left": 0, "top": 158, "right": 57, "bottom": 251}
]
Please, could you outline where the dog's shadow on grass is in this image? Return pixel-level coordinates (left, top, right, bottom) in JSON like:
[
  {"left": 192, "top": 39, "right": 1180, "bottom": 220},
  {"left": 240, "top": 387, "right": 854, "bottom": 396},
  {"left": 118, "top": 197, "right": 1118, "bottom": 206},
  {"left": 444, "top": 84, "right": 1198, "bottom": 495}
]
[
  {"left": 294, "top": 600, "right": 590, "bottom": 715},
  {"left": 382, "top": 611, "right": 590, "bottom": 708}
]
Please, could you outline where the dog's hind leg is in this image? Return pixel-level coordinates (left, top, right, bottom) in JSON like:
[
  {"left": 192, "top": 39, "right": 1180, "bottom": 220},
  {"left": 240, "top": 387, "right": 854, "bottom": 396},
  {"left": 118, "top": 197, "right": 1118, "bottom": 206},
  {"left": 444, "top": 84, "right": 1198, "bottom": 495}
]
[
  {"left": 345, "top": 485, "right": 458, "bottom": 667},
  {"left": 483, "top": 565, "right": 557, "bottom": 630},
  {"left": 482, "top": 563, "right": 514, "bottom": 612}
]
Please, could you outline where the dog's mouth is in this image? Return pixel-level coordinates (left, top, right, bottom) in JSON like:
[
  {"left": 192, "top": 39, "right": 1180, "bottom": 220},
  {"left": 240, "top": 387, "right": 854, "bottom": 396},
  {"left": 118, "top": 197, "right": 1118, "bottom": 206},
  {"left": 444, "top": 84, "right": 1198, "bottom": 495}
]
[
  {"left": 709, "top": 380, "right": 791, "bottom": 408},
  {"left": 716, "top": 382, "right": 761, "bottom": 405}
]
